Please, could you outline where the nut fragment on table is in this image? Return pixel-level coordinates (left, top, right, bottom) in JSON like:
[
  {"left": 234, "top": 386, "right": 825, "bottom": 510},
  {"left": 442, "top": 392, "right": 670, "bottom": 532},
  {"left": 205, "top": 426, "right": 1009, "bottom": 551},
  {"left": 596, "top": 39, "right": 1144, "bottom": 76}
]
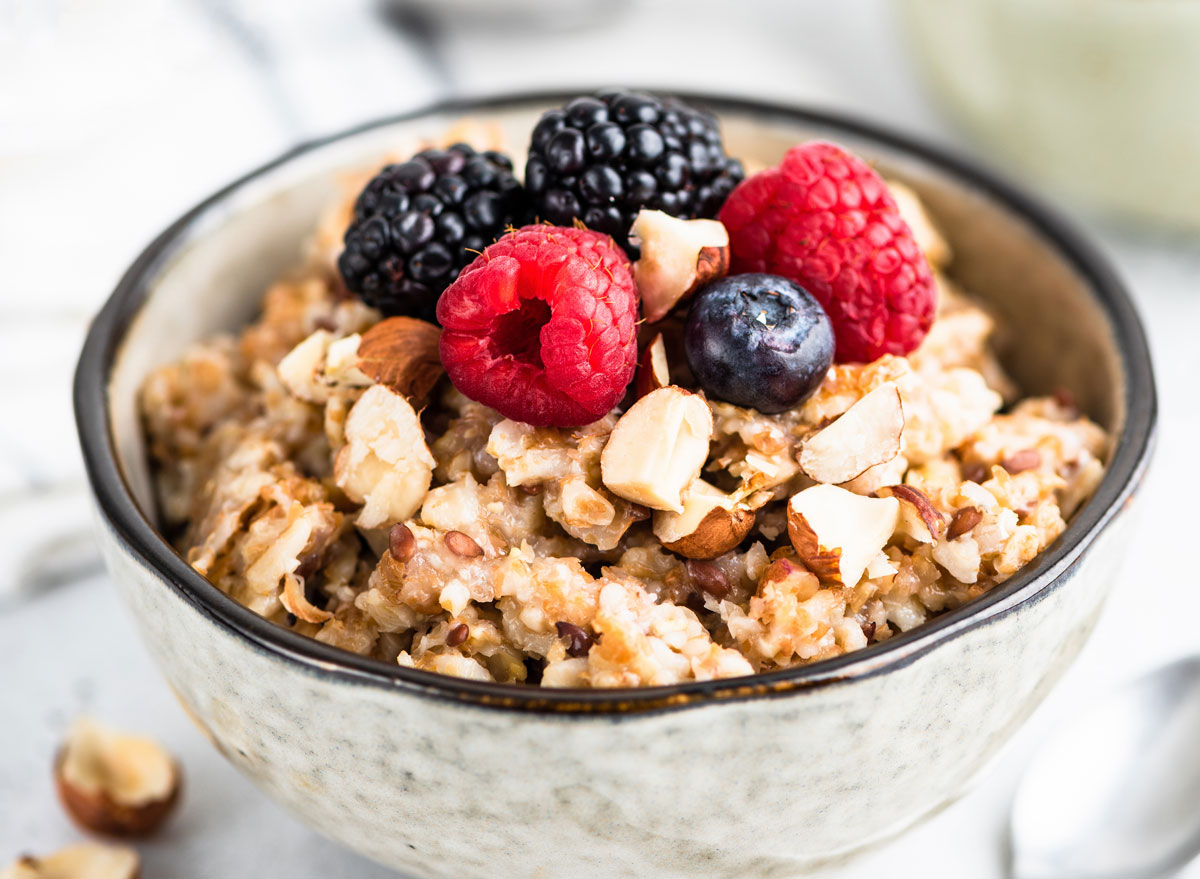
[
  {"left": 54, "top": 718, "right": 181, "bottom": 838},
  {"left": 1, "top": 843, "right": 140, "bottom": 879}
]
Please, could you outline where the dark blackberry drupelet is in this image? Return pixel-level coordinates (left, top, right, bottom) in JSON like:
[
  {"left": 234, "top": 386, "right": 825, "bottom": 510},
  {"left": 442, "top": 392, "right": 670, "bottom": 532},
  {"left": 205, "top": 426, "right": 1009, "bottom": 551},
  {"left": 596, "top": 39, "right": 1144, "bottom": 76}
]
[
  {"left": 524, "top": 90, "right": 744, "bottom": 255},
  {"left": 337, "top": 144, "right": 526, "bottom": 321}
]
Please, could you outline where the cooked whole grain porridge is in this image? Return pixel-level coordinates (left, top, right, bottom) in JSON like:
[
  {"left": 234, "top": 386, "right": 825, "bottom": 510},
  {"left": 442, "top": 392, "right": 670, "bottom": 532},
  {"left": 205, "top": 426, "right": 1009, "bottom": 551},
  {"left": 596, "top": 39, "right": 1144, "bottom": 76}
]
[{"left": 140, "top": 95, "right": 1110, "bottom": 688}]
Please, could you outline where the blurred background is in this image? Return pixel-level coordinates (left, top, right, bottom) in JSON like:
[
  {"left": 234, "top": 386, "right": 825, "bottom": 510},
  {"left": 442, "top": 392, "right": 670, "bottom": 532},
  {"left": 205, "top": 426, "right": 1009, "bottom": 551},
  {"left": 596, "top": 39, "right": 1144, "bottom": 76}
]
[{"left": 1, "top": 0, "right": 1198, "bottom": 875}]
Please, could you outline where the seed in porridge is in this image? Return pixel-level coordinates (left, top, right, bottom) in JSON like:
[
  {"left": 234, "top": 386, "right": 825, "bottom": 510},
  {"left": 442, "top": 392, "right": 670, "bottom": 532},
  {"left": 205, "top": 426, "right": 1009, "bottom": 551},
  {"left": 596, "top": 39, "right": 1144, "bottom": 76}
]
[
  {"left": 444, "top": 530, "right": 483, "bottom": 558},
  {"left": 685, "top": 559, "right": 730, "bottom": 600},
  {"left": 654, "top": 479, "right": 755, "bottom": 560},
  {"left": 683, "top": 273, "right": 834, "bottom": 413},
  {"left": 294, "top": 550, "right": 322, "bottom": 580},
  {"left": 555, "top": 622, "right": 595, "bottom": 657},
  {"left": 389, "top": 523, "right": 416, "bottom": 562},
  {"left": 760, "top": 557, "right": 820, "bottom": 600},
  {"left": 1003, "top": 449, "right": 1042, "bottom": 474},
  {"left": 947, "top": 506, "right": 983, "bottom": 541},
  {"left": 356, "top": 316, "right": 444, "bottom": 407},
  {"left": 963, "top": 462, "right": 989, "bottom": 484},
  {"left": 446, "top": 623, "right": 470, "bottom": 647}
]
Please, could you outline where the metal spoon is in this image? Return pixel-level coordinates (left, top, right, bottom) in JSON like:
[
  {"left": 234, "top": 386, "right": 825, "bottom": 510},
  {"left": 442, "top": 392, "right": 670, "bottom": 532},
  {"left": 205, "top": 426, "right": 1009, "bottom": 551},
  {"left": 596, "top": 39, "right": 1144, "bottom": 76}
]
[{"left": 1011, "top": 656, "right": 1200, "bottom": 878}]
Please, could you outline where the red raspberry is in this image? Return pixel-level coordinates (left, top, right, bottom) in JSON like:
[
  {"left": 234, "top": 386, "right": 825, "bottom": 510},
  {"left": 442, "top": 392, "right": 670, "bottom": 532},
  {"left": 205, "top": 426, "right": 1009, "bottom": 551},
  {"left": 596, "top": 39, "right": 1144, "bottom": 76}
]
[
  {"left": 718, "top": 142, "right": 936, "bottom": 363},
  {"left": 437, "top": 225, "right": 638, "bottom": 427}
]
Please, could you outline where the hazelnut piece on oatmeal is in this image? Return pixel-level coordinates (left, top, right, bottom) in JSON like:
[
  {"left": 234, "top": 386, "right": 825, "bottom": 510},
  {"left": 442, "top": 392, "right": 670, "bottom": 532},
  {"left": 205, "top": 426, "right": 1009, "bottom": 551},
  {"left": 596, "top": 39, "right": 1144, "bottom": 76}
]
[
  {"left": 334, "top": 385, "right": 436, "bottom": 529},
  {"left": 653, "top": 479, "right": 755, "bottom": 560},
  {"left": 877, "top": 484, "right": 945, "bottom": 544},
  {"left": 630, "top": 209, "right": 730, "bottom": 323},
  {"left": 277, "top": 329, "right": 372, "bottom": 403},
  {"left": 797, "top": 383, "right": 904, "bottom": 485},
  {"left": 54, "top": 718, "right": 181, "bottom": 838},
  {"left": 2, "top": 843, "right": 140, "bottom": 879},
  {"left": 787, "top": 484, "right": 900, "bottom": 587},
  {"left": 635, "top": 332, "right": 670, "bottom": 399},
  {"left": 600, "top": 386, "right": 713, "bottom": 513},
  {"left": 356, "top": 316, "right": 444, "bottom": 407}
]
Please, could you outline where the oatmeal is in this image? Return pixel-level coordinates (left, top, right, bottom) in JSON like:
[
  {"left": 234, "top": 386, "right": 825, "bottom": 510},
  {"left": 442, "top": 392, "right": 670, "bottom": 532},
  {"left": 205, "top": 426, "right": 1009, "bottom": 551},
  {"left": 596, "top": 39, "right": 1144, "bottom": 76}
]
[{"left": 140, "top": 92, "right": 1110, "bottom": 688}]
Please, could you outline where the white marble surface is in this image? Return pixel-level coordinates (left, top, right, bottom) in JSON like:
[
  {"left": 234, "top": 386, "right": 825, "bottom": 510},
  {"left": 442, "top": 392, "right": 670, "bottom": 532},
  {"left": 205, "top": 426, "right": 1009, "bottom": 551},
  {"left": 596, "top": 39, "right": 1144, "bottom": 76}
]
[{"left": 1, "top": 1, "right": 1197, "bottom": 875}]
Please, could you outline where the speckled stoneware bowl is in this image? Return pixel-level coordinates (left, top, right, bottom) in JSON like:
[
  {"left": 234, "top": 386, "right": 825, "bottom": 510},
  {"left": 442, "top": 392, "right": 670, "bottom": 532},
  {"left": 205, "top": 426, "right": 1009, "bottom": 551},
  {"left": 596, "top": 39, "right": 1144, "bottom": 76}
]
[{"left": 75, "top": 92, "right": 1155, "bottom": 878}]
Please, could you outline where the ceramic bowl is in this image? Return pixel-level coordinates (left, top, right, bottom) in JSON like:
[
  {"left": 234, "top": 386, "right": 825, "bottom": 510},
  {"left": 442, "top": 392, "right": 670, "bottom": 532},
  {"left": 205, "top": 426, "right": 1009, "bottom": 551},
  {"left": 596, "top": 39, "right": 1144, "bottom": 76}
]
[{"left": 74, "top": 92, "right": 1156, "bottom": 878}]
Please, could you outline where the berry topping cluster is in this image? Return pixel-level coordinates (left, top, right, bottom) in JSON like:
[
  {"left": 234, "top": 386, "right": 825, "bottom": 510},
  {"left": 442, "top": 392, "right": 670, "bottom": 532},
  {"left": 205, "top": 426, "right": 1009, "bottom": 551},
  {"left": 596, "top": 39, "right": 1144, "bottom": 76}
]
[{"left": 335, "top": 93, "right": 936, "bottom": 427}]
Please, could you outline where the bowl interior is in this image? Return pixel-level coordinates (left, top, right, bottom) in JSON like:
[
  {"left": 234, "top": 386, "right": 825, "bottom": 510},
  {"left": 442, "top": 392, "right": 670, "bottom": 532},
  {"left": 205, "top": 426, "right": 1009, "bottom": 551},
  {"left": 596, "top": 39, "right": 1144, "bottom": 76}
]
[{"left": 87, "top": 93, "right": 1149, "bottom": 707}]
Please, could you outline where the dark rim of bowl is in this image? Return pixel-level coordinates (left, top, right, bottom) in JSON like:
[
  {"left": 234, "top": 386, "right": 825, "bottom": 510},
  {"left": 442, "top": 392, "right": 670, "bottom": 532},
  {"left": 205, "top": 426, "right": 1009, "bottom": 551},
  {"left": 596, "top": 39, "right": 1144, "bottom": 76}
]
[{"left": 74, "top": 90, "right": 1156, "bottom": 716}]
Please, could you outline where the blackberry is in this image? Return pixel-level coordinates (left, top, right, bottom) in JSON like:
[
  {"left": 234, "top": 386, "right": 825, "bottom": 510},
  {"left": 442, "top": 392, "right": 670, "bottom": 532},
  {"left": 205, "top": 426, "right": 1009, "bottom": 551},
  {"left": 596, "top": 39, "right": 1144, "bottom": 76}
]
[
  {"left": 524, "top": 90, "right": 744, "bottom": 255},
  {"left": 337, "top": 144, "right": 526, "bottom": 321}
]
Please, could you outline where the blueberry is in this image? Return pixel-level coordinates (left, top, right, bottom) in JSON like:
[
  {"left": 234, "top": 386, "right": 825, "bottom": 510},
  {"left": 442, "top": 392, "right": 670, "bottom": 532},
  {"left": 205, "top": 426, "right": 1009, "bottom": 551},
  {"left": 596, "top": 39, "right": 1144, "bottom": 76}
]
[{"left": 683, "top": 274, "right": 834, "bottom": 413}]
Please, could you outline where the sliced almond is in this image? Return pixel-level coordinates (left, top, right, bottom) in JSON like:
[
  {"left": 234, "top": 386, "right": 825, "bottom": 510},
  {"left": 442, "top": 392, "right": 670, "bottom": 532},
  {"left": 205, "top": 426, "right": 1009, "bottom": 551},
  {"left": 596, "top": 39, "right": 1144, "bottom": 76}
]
[
  {"left": 357, "top": 316, "right": 444, "bottom": 407},
  {"left": 877, "top": 484, "right": 944, "bottom": 544},
  {"left": 3, "top": 843, "right": 140, "bottom": 879},
  {"left": 653, "top": 479, "right": 755, "bottom": 559},
  {"left": 635, "top": 333, "right": 670, "bottom": 399},
  {"left": 600, "top": 386, "right": 713, "bottom": 513},
  {"left": 630, "top": 210, "right": 729, "bottom": 322},
  {"left": 787, "top": 484, "right": 900, "bottom": 587},
  {"left": 54, "top": 718, "right": 181, "bottom": 838},
  {"left": 798, "top": 383, "right": 904, "bottom": 484}
]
